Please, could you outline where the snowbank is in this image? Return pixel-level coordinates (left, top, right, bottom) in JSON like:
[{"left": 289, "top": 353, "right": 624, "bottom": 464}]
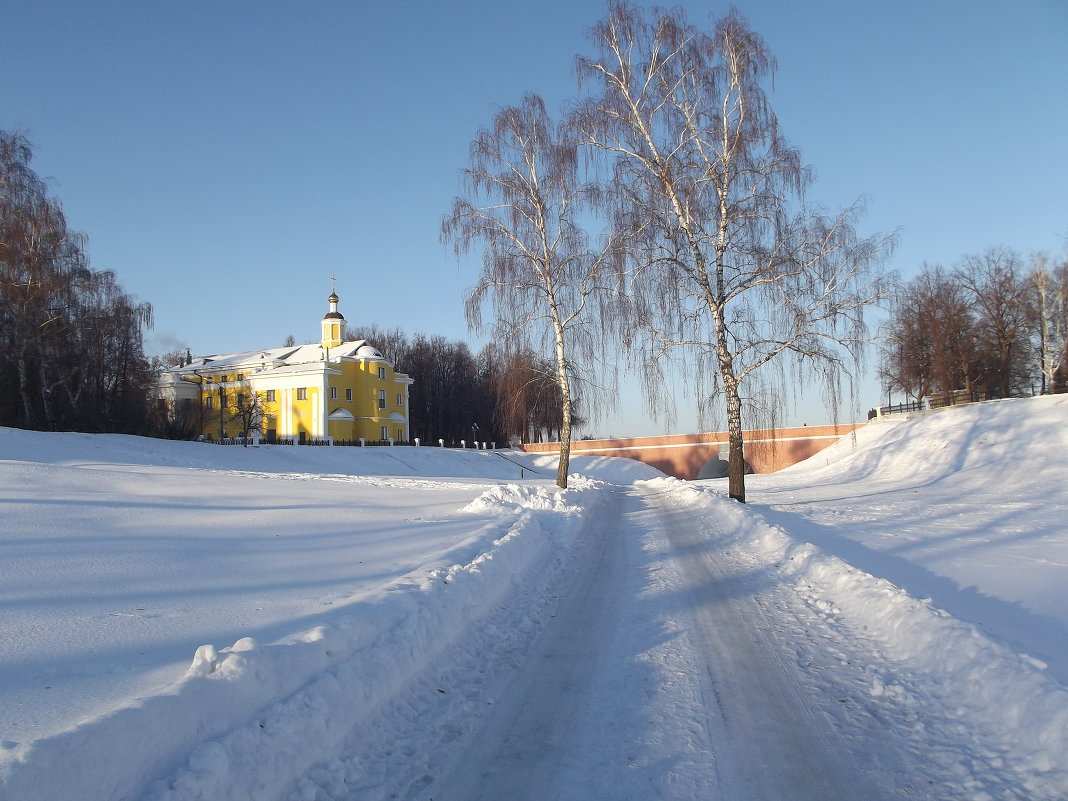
[
  {"left": 748, "top": 394, "right": 1068, "bottom": 680},
  {"left": 652, "top": 474, "right": 1068, "bottom": 795},
  {"left": 0, "top": 471, "right": 612, "bottom": 801}
]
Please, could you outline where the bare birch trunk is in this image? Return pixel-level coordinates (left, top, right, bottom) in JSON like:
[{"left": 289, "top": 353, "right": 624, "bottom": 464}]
[
  {"left": 15, "top": 348, "right": 36, "bottom": 428},
  {"left": 555, "top": 361, "right": 573, "bottom": 488},
  {"left": 713, "top": 285, "right": 746, "bottom": 502},
  {"left": 549, "top": 283, "right": 574, "bottom": 488}
]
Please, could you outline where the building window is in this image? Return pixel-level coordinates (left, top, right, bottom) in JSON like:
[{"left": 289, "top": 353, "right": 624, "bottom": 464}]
[
  {"left": 266, "top": 390, "right": 276, "bottom": 402},
  {"left": 236, "top": 393, "right": 246, "bottom": 409},
  {"left": 296, "top": 388, "right": 307, "bottom": 401},
  {"left": 237, "top": 374, "right": 244, "bottom": 381},
  {"left": 396, "top": 393, "right": 402, "bottom": 407},
  {"left": 205, "top": 396, "right": 213, "bottom": 410},
  {"left": 378, "top": 367, "right": 386, "bottom": 380},
  {"left": 381, "top": 426, "right": 389, "bottom": 441},
  {"left": 345, "top": 388, "right": 352, "bottom": 401},
  {"left": 330, "top": 386, "right": 338, "bottom": 400},
  {"left": 397, "top": 429, "right": 404, "bottom": 442},
  {"left": 378, "top": 389, "right": 386, "bottom": 410}
]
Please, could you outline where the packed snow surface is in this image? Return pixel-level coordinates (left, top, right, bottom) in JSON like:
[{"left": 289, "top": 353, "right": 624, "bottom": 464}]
[{"left": 1, "top": 394, "right": 1066, "bottom": 799}]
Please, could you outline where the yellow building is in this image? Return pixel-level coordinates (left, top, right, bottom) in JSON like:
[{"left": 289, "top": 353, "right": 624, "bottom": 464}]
[{"left": 158, "top": 290, "right": 413, "bottom": 443}]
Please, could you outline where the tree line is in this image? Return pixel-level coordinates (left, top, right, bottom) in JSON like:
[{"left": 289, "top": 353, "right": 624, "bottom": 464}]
[
  {"left": 881, "top": 247, "right": 1068, "bottom": 404},
  {"left": 0, "top": 131, "right": 155, "bottom": 433}
]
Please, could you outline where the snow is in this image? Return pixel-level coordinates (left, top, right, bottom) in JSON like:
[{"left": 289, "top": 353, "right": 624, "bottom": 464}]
[{"left": 1, "top": 394, "right": 1066, "bottom": 799}]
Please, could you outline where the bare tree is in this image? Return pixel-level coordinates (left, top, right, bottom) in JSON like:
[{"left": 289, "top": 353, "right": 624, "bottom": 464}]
[
  {"left": 575, "top": 4, "right": 894, "bottom": 501},
  {"left": 229, "top": 382, "right": 266, "bottom": 445},
  {"left": 443, "top": 93, "right": 620, "bottom": 487},
  {"left": 1, "top": 130, "right": 154, "bottom": 433},
  {"left": 1027, "top": 252, "right": 1068, "bottom": 394},
  {"left": 957, "top": 247, "right": 1029, "bottom": 399},
  {"left": 487, "top": 346, "right": 571, "bottom": 444},
  {"left": 343, "top": 322, "right": 410, "bottom": 368},
  {"left": 881, "top": 264, "right": 976, "bottom": 404}
]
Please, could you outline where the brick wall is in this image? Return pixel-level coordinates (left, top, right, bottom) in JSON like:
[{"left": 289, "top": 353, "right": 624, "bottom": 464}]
[{"left": 521, "top": 424, "right": 863, "bottom": 479}]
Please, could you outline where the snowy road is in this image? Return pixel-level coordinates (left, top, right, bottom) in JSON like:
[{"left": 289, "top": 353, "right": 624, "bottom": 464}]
[
  {"left": 411, "top": 488, "right": 637, "bottom": 800},
  {"left": 315, "top": 477, "right": 1050, "bottom": 801},
  {"left": 412, "top": 484, "right": 867, "bottom": 800},
  {"left": 634, "top": 485, "right": 863, "bottom": 799},
  {"left": 314, "top": 485, "right": 889, "bottom": 801}
]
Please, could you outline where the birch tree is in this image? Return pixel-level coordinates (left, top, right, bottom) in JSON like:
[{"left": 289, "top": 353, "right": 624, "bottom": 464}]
[
  {"left": 575, "top": 4, "right": 894, "bottom": 501},
  {"left": 443, "top": 93, "right": 619, "bottom": 487},
  {"left": 1026, "top": 252, "right": 1067, "bottom": 395}
]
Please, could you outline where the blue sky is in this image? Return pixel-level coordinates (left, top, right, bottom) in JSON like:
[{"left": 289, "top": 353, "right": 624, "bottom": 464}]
[{"left": 5, "top": 1, "right": 1066, "bottom": 436}]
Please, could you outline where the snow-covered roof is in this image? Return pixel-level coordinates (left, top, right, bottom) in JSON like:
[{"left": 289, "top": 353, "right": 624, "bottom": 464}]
[{"left": 165, "top": 339, "right": 387, "bottom": 377}]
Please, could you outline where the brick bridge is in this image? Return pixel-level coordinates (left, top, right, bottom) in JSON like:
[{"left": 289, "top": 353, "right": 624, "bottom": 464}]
[{"left": 521, "top": 423, "right": 864, "bottom": 480}]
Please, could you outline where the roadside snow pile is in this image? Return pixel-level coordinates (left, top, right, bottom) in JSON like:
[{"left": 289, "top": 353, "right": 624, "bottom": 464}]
[
  {"left": 526, "top": 452, "right": 666, "bottom": 483},
  {"left": 747, "top": 395, "right": 1068, "bottom": 681},
  {"left": 651, "top": 472, "right": 1068, "bottom": 796},
  {"left": 460, "top": 476, "right": 607, "bottom": 515},
  {"left": 0, "top": 478, "right": 610, "bottom": 801}
]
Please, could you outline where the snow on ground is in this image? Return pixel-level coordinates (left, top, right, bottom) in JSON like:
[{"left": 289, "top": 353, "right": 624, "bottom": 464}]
[
  {"left": 747, "top": 394, "right": 1068, "bottom": 682},
  {"left": 1, "top": 394, "right": 1066, "bottom": 800}
]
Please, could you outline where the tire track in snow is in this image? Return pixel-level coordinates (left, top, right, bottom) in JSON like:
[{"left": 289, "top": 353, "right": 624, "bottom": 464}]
[
  {"left": 636, "top": 485, "right": 871, "bottom": 800},
  {"left": 361, "top": 486, "right": 719, "bottom": 800},
  {"left": 281, "top": 482, "right": 938, "bottom": 800},
  {"left": 387, "top": 485, "right": 882, "bottom": 800},
  {"left": 409, "top": 489, "right": 629, "bottom": 798}
]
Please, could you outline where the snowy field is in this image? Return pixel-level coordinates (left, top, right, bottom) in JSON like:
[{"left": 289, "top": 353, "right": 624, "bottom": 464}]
[{"left": 1, "top": 394, "right": 1066, "bottom": 800}]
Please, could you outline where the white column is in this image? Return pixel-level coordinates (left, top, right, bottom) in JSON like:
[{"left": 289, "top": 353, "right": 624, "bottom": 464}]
[{"left": 281, "top": 389, "right": 291, "bottom": 438}]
